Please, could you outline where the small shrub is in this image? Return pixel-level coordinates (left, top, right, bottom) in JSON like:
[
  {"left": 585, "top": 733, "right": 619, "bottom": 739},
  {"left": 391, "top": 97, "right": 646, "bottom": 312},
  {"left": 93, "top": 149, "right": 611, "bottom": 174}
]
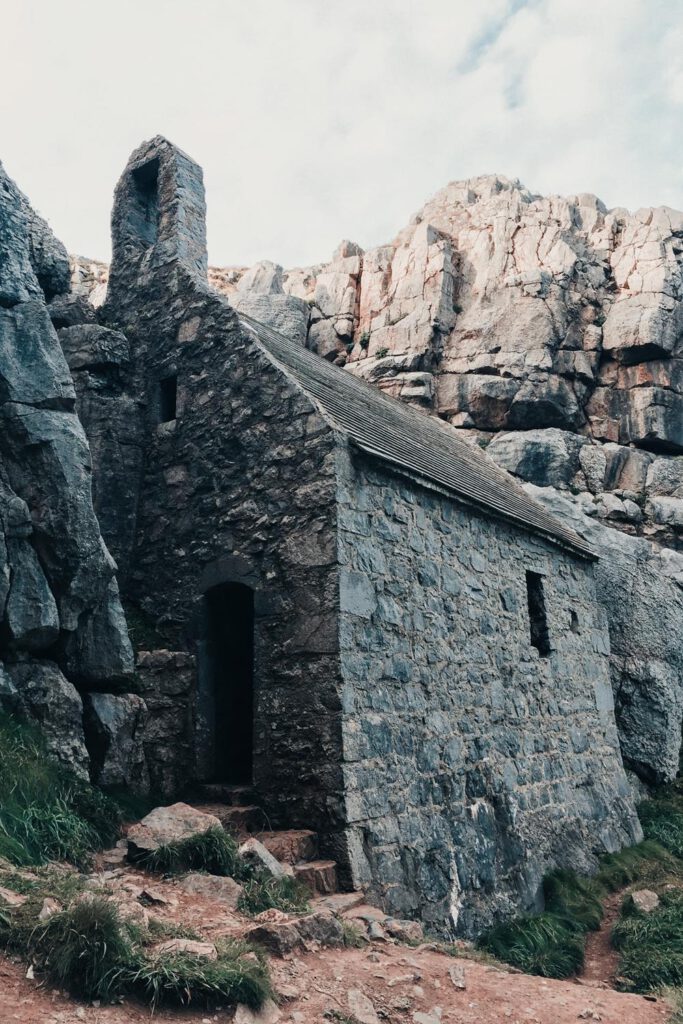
[
  {"left": 238, "top": 875, "right": 310, "bottom": 916},
  {"left": 611, "top": 889, "right": 683, "bottom": 991},
  {"left": 142, "top": 827, "right": 244, "bottom": 878},
  {"left": 358, "top": 331, "right": 370, "bottom": 350},
  {"left": 376, "top": 347, "right": 389, "bottom": 359},
  {"left": 0, "top": 882, "right": 272, "bottom": 1011}
]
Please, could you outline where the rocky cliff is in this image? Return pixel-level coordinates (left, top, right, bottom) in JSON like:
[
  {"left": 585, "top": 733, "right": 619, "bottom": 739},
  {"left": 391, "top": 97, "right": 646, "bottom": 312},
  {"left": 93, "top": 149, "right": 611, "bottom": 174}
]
[{"left": 0, "top": 161, "right": 145, "bottom": 789}]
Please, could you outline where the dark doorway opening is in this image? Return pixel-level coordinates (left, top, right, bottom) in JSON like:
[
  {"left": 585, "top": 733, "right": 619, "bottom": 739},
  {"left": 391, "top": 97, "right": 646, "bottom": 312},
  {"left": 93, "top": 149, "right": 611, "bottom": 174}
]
[{"left": 204, "top": 582, "right": 254, "bottom": 783}]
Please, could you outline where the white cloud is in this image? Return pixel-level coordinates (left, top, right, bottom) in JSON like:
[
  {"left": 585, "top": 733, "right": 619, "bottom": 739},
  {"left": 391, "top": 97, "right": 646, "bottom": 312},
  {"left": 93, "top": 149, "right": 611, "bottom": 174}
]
[{"left": 1, "top": 0, "right": 681, "bottom": 267}]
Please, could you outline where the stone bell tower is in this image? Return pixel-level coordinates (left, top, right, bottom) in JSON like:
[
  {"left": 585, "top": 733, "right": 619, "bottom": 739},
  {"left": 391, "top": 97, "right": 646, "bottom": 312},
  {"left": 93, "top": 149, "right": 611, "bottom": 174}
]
[{"left": 106, "top": 135, "right": 208, "bottom": 312}]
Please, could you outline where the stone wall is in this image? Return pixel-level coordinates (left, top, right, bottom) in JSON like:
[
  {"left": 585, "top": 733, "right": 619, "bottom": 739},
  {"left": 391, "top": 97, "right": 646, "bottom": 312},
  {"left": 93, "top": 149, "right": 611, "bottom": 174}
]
[
  {"left": 136, "top": 650, "right": 195, "bottom": 797},
  {"left": 335, "top": 449, "right": 640, "bottom": 936},
  {"left": 100, "top": 137, "right": 347, "bottom": 834}
]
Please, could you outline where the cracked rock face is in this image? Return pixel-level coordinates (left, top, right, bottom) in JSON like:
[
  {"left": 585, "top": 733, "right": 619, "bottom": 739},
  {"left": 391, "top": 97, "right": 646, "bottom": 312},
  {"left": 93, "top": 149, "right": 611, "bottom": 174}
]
[{"left": 0, "top": 158, "right": 137, "bottom": 780}]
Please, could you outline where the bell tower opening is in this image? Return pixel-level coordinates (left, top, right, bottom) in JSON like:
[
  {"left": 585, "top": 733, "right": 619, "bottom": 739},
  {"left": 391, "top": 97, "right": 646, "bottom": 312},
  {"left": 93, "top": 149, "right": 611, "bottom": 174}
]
[
  {"left": 130, "top": 157, "right": 159, "bottom": 247},
  {"left": 203, "top": 582, "right": 254, "bottom": 783}
]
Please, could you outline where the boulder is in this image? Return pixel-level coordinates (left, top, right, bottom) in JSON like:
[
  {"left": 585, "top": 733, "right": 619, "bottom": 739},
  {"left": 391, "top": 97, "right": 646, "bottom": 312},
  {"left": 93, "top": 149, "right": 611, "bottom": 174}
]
[
  {"left": 47, "top": 293, "right": 98, "bottom": 329},
  {"left": 60, "top": 578, "right": 134, "bottom": 687},
  {"left": 57, "top": 324, "right": 130, "bottom": 371},
  {"left": 0, "top": 157, "right": 132, "bottom": 699},
  {"left": 0, "top": 300, "right": 75, "bottom": 407},
  {"left": 27, "top": 208, "right": 70, "bottom": 300},
  {"left": 486, "top": 429, "right": 588, "bottom": 488},
  {"left": 232, "top": 292, "right": 309, "bottom": 347},
  {"left": 234, "top": 1000, "right": 282, "bottom": 1024},
  {"left": 127, "top": 802, "right": 222, "bottom": 860},
  {"left": 83, "top": 691, "right": 149, "bottom": 793},
  {"left": 246, "top": 909, "right": 343, "bottom": 956},
  {"left": 178, "top": 872, "right": 243, "bottom": 907},
  {"left": 5, "top": 660, "right": 89, "bottom": 779},
  {"left": 4, "top": 537, "right": 59, "bottom": 650},
  {"left": 630, "top": 889, "right": 660, "bottom": 914},
  {"left": 238, "top": 837, "right": 287, "bottom": 878}
]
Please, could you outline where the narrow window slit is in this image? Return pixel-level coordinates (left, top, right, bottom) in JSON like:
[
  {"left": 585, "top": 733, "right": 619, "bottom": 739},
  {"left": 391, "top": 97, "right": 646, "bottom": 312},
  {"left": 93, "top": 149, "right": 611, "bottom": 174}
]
[
  {"left": 158, "top": 374, "right": 177, "bottom": 422},
  {"left": 526, "top": 571, "right": 550, "bottom": 656}
]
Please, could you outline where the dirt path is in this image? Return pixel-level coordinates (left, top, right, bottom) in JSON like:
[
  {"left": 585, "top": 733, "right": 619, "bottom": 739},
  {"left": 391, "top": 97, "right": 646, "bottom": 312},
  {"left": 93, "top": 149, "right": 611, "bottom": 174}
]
[
  {"left": 0, "top": 940, "right": 672, "bottom": 1024},
  {"left": 581, "top": 892, "right": 623, "bottom": 988}
]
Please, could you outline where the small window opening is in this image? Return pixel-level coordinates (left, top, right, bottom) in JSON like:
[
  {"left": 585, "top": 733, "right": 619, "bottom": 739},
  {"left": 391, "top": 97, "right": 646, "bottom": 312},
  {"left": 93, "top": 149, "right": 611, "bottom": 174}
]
[
  {"left": 526, "top": 571, "right": 550, "bottom": 656},
  {"left": 158, "top": 375, "right": 177, "bottom": 423},
  {"left": 130, "top": 158, "right": 160, "bottom": 246}
]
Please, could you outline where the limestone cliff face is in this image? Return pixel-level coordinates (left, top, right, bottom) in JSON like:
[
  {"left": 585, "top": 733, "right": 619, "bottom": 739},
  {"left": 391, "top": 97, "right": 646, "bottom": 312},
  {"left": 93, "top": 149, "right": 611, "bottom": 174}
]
[
  {"left": 0, "top": 161, "right": 143, "bottom": 788},
  {"left": 69, "top": 177, "right": 683, "bottom": 551}
]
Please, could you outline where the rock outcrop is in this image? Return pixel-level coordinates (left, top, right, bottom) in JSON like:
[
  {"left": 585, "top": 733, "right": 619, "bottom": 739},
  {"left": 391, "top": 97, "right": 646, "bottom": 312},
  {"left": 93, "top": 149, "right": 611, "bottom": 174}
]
[{"left": 0, "top": 159, "right": 142, "bottom": 785}]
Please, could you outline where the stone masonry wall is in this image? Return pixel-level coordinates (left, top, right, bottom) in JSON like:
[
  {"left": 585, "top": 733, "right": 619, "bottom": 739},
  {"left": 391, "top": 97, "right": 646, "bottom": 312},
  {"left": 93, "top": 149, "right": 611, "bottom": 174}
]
[
  {"left": 102, "top": 138, "right": 347, "bottom": 834},
  {"left": 335, "top": 449, "right": 641, "bottom": 937}
]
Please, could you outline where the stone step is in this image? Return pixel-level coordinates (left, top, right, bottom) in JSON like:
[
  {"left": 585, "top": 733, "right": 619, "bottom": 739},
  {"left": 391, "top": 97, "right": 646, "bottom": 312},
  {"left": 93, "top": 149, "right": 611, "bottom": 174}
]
[
  {"left": 314, "top": 891, "right": 366, "bottom": 914},
  {"left": 193, "top": 783, "right": 255, "bottom": 806},
  {"left": 258, "top": 829, "right": 318, "bottom": 865},
  {"left": 294, "top": 859, "right": 338, "bottom": 895},
  {"left": 192, "top": 802, "right": 266, "bottom": 834}
]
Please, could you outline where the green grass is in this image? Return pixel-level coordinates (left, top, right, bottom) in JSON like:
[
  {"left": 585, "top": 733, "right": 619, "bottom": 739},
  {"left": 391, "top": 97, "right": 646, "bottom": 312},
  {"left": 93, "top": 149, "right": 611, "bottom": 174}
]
[
  {"left": 596, "top": 839, "right": 680, "bottom": 891},
  {"left": 612, "top": 890, "right": 683, "bottom": 992},
  {"left": 479, "top": 911, "right": 585, "bottom": 978},
  {"left": 341, "top": 920, "right": 367, "bottom": 948},
  {"left": 478, "top": 867, "right": 605, "bottom": 978},
  {"left": 0, "top": 712, "right": 122, "bottom": 868},
  {"left": 128, "top": 939, "right": 271, "bottom": 1009},
  {"left": 0, "top": 879, "right": 272, "bottom": 1009},
  {"left": 238, "top": 875, "right": 310, "bottom": 916},
  {"left": 478, "top": 842, "right": 682, "bottom": 982},
  {"left": 139, "top": 826, "right": 246, "bottom": 878}
]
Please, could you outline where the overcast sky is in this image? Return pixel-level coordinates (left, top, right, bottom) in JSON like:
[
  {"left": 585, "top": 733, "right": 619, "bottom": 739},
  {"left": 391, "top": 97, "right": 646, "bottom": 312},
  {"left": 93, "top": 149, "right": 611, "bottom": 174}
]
[{"left": 2, "top": 0, "right": 682, "bottom": 268}]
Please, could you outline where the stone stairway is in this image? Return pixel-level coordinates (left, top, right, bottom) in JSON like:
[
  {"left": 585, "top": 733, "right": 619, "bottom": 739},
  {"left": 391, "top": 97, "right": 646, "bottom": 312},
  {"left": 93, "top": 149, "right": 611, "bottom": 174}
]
[{"left": 189, "top": 784, "right": 341, "bottom": 896}]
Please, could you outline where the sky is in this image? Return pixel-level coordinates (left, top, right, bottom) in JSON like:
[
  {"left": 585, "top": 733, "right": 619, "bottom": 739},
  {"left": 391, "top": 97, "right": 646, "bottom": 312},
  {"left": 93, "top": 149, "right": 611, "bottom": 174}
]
[{"left": 2, "top": 0, "right": 683, "bottom": 268}]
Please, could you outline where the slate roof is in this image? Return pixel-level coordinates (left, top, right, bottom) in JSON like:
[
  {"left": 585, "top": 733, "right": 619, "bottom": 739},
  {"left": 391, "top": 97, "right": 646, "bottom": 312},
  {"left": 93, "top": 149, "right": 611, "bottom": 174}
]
[{"left": 238, "top": 311, "right": 596, "bottom": 560}]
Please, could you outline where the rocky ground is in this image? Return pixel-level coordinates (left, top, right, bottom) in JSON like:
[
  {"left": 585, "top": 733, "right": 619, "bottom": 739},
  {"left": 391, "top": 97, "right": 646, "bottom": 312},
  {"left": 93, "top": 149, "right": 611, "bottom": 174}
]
[
  {"left": 0, "top": 912, "right": 670, "bottom": 1024},
  {"left": 0, "top": 801, "right": 673, "bottom": 1024}
]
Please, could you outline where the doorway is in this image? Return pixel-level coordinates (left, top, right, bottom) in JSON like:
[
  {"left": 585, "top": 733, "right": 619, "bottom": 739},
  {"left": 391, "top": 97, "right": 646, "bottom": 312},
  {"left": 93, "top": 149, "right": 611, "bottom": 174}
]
[{"left": 203, "top": 582, "right": 254, "bottom": 783}]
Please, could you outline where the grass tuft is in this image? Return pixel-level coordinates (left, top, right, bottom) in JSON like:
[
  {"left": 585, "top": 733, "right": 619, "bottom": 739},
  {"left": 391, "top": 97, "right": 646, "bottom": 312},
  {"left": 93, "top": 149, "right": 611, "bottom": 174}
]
[
  {"left": 0, "top": 711, "right": 121, "bottom": 868},
  {"left": 238, "top": 875, "right": 310, "bottom": 916},
  {"left": 129, "top": 939, "right": 271, "bottom": 1009},
  {"left": 0, "top": 882, "right": 272, "bottom": 1010},
  {"left": 479, "top": 912, "right": 585, "bottom": 979},
  {"left": 140, "top": 827, "right": 245, "bottom": 878}
]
